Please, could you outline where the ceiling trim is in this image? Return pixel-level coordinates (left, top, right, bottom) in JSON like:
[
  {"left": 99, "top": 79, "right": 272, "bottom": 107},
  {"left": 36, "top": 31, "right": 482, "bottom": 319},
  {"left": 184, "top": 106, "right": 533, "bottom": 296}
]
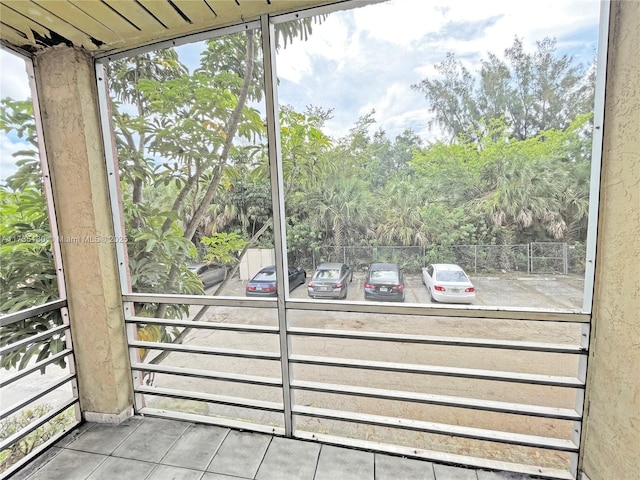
[{"left": 0, "top": 0, "right": 347, "bottom": 58}]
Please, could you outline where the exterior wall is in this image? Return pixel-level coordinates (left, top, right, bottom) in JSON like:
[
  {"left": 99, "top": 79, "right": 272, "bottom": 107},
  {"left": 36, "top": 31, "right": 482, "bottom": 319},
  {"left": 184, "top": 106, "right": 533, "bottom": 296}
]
[
  {"left": 581, "top": 1, "right": 640, "bottom": 479},
  {"left": 240, "top": 248, "right": 276, "bottom": 280},
  {"left": 33, "top": 47, "right": 133, "bottom": 422}
]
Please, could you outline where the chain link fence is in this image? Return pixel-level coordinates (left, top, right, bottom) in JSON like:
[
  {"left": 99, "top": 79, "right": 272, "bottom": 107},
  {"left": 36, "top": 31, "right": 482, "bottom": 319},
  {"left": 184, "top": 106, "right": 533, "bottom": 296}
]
[{"left": 295, "top": 242, "right": 580, "bottom": 275}]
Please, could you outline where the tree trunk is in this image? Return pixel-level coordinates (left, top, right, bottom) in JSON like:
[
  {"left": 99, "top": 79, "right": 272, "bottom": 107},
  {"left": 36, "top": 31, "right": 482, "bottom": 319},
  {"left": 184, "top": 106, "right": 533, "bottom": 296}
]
[{"left": 155, "top": 29, "right": 256, "bottom": 319}]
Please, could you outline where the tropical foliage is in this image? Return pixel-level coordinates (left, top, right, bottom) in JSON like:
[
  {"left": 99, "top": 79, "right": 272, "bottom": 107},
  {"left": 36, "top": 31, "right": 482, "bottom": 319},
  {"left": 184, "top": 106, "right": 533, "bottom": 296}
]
[
  {"left": 1, "top": 29, "right": 595, "bottom": 369},
  {"left": 0, "top": 99, "right": 65, "bottom": 371}
]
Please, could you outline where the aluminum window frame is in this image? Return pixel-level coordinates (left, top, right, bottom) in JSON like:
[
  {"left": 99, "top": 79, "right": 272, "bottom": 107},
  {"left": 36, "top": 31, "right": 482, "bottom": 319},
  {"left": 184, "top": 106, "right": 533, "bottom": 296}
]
[
  {"left": 0, "top": 51, "right": 81, "bottom": 478},
  {"left": 95, "top": 1, "right": 610, "bottom": 478}
]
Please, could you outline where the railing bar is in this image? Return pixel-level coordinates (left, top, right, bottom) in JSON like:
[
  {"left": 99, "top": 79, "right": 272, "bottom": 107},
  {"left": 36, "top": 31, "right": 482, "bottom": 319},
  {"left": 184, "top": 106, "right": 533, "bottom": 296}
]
[
  {"left": 293, "top": 405, "right": 578, "bottom": 452},
  {"left": 294, "top": 430, "right": 575, "bottom": 480},
  {"left": 0, "top": 373, "right": 76, "bottom": 421},
  {"left": 131, "top": 363, "right": 282, "bottom": 387},
  {"left": 0, "top": 397, "right": 78, "bottom": 452},
  {"left": 291, "top": 380, "right": 581, "bottom": 420},
  {"left": 138, "top": 407, "right": 285, "bottom": 436},
  {"left": 288, "top": 327, "right": 586, "bottom": 354},
  {"left": 126, "top": 316, "right": 279, "bottom": 334},
  {"left": 123, "top": 293, "right": 275, "bottom": 308},
  {"left": 130, "top": 341, "right": 280, "bottom": 361},
  {"left": 135, "top": 385, "right": 284, "bottom": 413},
  {"left": 289, "top": 355, "right": 584, "bottom": 388},
  {"left": 121, "top": 293, "right": 589, "bottom": 322},
  {"left": 0, "top": 350, "right": 71, "bottom": 388},
  {"left": 0, "top": 299, "right": 67, "bottom": 327},
  {"left": 0, "top": 324, "right": 69, "bottom": 356},
  {"left": 286, "top": 299, "right": 589, "bottom": 322},
  {"left": 0, "top": 417, "right": 81, "bottom": 480}
]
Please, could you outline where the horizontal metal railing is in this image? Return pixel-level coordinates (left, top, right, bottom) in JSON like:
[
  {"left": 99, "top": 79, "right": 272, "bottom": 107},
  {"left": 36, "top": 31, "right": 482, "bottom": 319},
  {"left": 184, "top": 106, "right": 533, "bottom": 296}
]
[
  {"left": 131, "top": 363, "right": 282, "bottom": 387},
  {"left": 0, "top": 324, "right": 68, "bottom": 357},
  {"left": 288, "top": 327, "right": 587, "bottom": 354},
  {"left": 124, "top": 293, "right": 589, "bottom": 322},
  {"left": 290, "top": 380, "right": 582, "bottom": 420},
  {"left": 0, "top": 350, "right": 74, "bottom": 389},
  {"left": 0, "top": 300, "right": 80, "bottom": 479},
  {"left": 0, "top": 374, "right": 76, "bottom": 420},
  {"left": 0, "top": 299, "right": 67, "bottom": 327},
  {"left": 293, "top": 405, "right": 578, "bottom": 452},
  {"left": 294, "top": 430, "right": 576, "bottom": 480},
  {"left": 124, "top": 292, "right": 588, "bottom": 479},
  {"left": 136, "top": 385, "right": 284, "bottom": 413},
  {"left": 290, "top": 354, "right": 584, "bottom": 387}
]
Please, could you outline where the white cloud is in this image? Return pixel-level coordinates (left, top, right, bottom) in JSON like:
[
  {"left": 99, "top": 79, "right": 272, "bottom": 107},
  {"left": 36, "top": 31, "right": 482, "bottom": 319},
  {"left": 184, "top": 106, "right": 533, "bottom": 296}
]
[
  {"left": 0, "top": 0, "right": 602, "bottom": 151},
  {"left": 415, "top": 0, "right": 599, "bottom": 64},
  {"left": 0, "top": 50, "right": 32, "bottom": 184},
  {"left": 0, "top": 49, "right": 31, "bottom": 100},
  {"left": 353, "top": 0, "right": 455, "bottom": 47},
  {"left": 276, "top": 12, "right": 363, "bottom": 83},
  {"left": 278, "top": 0, "right": 600, "bottom": 143},
  {"left": 0, "top": 134, "right": 30, "bottom": 183}
]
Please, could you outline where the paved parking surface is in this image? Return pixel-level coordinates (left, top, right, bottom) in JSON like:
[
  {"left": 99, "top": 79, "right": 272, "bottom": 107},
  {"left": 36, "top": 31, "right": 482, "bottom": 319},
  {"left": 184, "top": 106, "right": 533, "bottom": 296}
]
[
  {"left": 213, "top": 272, "right": 585, "bottom": 311},
  {"left": 174, "top": 272, "right": 586, "bottom": 471}
]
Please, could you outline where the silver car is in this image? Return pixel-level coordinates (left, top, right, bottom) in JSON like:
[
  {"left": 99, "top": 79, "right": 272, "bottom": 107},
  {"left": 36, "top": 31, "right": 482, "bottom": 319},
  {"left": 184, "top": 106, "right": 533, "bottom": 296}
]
[
  {"left": 188, "top": 262, "right": 226, "bottom": 288},
  {"left": 422, "top": 263, "right": 476, "bottom": 304},
  {"left": 307, "top": 263, "right": 352, "bottom": 299}
]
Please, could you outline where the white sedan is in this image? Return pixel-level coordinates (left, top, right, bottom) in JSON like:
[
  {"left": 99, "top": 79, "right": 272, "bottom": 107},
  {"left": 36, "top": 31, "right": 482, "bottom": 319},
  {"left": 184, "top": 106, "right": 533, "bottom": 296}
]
[{"left": 422, "top": 263, "right": 476, "bottom": 304}]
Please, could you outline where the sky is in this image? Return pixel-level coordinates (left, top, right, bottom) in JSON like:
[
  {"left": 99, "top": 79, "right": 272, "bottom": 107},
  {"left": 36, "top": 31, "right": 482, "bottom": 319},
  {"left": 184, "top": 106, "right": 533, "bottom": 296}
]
[
  {"left": 0, "top": 0, "right": 602, "bottom": 182},
  {"left": 272, "top": 0, "right": 601, "bottom": 141},
  {"left": 0, "top": 51, "right": 33, "bottom": 182}
]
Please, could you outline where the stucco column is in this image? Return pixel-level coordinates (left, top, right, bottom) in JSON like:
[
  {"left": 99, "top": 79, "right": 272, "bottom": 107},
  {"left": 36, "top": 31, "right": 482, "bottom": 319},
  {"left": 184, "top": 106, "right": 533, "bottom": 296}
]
[
  {"left": 581, "top": 1, "right": 640, "bottom": 479},
  {"left": 33, "top": 46, "right": 133, "bottom": 423}
]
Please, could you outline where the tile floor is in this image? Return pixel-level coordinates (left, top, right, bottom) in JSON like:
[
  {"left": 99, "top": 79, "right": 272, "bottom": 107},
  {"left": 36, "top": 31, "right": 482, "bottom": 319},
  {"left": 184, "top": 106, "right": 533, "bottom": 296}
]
[{"left": 11, "top": 416, "right": 536, "bottom": 480}]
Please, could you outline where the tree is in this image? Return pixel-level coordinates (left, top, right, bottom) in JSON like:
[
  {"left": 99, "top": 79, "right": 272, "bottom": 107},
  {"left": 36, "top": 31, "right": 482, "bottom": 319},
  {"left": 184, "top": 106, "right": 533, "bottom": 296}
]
[
  {"left": 0, "top": 98, "right": 64, "bottom": 371},
  {"left": 109, "top": 50, "right": 187, "bottom": 211},
  {"left": 471, "top": 117, "right": 592, "bottom": 244},
  {"left": 309, "top": 176, "right": 374, "bottom": 257},
  {"left": 410, "top": 113, "right": 592, "bottom": 246},
  {"left": 376, "top": 179, "right": 429, "bottom": 247},
  {"left": 413, "top": 37, "right": 595, "bottom": 141}
]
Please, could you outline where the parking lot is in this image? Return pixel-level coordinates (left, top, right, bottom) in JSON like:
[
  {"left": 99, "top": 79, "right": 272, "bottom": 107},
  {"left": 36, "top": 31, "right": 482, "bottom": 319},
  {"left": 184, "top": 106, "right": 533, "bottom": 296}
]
[
  {"left": 142, "top": 272, "right": 588, "bottom": 469},
  {"left": 212, "top": 271, "right": 585, "bottom": 311}
]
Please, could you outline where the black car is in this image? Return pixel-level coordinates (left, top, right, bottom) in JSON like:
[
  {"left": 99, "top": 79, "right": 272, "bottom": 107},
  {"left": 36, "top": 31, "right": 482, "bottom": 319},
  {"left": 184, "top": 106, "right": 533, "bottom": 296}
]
[
  {"left": 364, "top": 263, "right": 405, "bottom": 302},
  {"left": 245, "top": 265, "right": 306, "bottom": 297}
]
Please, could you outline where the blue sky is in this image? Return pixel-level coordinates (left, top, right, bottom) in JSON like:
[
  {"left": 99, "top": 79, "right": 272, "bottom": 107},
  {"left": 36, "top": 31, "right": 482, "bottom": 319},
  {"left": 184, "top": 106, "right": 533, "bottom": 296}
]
[
  {"left": 0, "top": 0, "right": 602, "bottom": 182},
  {"left": 272, "top": 0, "right": 601, "bottom": 141}
]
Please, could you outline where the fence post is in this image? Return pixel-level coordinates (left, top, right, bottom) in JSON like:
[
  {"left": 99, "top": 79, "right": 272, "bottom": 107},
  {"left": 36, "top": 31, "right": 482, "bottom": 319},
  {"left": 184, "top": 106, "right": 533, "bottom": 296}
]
[
  {"left": 563, "top": 243, "right": 568, "bottom": 275},
  {"left": 474, "top": 245, "right": 477, "bottom": 274},
  {"left": 528, "top": 243, "right": 532, "bottom": 274}
]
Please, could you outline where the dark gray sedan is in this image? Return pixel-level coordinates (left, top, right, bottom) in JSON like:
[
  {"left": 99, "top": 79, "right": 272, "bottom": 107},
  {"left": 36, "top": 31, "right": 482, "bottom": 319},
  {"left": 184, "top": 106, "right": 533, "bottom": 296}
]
[
  {"left": 307, "top": 262, "right": 353, "bottom": 299},
  {"left": 364, "top": 262, "right": 405, "bottom": 302}
]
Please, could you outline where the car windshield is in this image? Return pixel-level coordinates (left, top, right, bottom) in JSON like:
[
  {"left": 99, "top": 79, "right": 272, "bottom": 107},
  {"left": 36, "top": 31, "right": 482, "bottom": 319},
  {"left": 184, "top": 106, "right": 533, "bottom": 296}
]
[
  {"left": 436, "top": 271, "right": 468, "bottom": 282},
  {"left": 314, "top": 269, "right": 339, "bottom": 280},
  {"left": 371, "top": 270, "right": 398, "bottom": 282},
  {"left": 253, "top": 271, "right": 275, "bottom": 281}
]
